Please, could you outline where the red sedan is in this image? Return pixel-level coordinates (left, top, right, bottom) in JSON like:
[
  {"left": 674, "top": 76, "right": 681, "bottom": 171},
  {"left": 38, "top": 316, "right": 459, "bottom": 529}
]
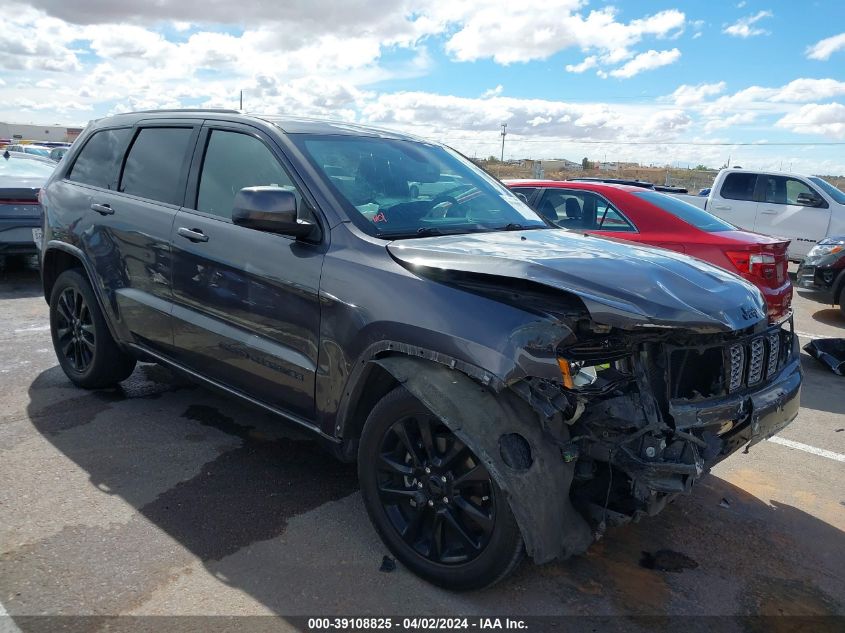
[{"left": 505, "top": 179, "right": 792, "bottom": 321}]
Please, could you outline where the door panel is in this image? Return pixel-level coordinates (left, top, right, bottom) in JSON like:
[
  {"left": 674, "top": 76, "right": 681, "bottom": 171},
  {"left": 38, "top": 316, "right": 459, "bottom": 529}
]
[
  {"left": 170, "top": 214, "right": 322, "bottom": 417},
  {"left": 754, "top": 175, "right": 832, "bottom": 259},
  {"left": 169, "top": 125, "right": 324, "bottom": 419},
  {"left": 712, "top": 172, "right": 758, "bottom": 229}
]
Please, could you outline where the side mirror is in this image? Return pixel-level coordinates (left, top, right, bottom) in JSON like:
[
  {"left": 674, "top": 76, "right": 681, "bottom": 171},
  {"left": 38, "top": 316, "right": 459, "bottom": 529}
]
[
  {"left": 232, "top": 186, "right": 315, "bottom": 238},
  {"left": 796, "top": 192, "right": 822, "bottom": 207}
]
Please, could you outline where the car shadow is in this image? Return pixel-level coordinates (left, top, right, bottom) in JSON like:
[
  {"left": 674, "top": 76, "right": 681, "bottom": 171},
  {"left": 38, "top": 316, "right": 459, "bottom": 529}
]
[
  {"left": 810, "top": 308, "right": 845, "bottom": 329},
  {"left": 0, "top": 255, "right": 44, "bottom": 299},
  {"left": 799, "top": 350, "right": 845, "bottom": 414},
  {"left": 12, "top": 362, "right": 845, "bottom": 622}
]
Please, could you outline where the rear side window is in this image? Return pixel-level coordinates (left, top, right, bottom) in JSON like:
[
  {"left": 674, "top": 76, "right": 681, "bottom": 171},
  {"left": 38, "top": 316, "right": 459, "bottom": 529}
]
[
  {"left": 119, "top": 127, "right": 194, "bottom": 205},
  {"left": 634, "top": 191, "right": 735, "bottom": 232},
  {"left": 68, "top": 128, "right": 131, "bottom": 189},
  {"left": 720, "top": 172, "right": 757, "bottom": 201},
  {"left": 196, "top": 130, "right": 302, "bottom": 219}
]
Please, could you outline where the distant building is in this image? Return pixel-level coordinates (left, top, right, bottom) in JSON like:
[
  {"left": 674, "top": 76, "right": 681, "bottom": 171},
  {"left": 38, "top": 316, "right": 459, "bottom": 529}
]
[
  {"left": 524, "top": 158, "right": 583, "bottom": 172},
  {"left": 0, "top": 122, "right": 83, "bottom": 143}
]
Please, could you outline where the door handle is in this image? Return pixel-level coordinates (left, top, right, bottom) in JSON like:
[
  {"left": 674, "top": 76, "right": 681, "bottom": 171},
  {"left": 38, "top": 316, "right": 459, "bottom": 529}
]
[
  {"left": 90, "top": 203, "right": 114, "bottom": 215},
  {"left": 712, "top": 205, "right": 732, "bottom": 211},
  {"left": 177, "top": 227, "right": 209, "bottom": 243}
]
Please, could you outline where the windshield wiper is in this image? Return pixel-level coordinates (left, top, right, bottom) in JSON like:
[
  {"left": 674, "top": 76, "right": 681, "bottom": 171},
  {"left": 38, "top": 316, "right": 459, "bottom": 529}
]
[{"left": 416, "top": 227, "right": 444, "bottom": 236}]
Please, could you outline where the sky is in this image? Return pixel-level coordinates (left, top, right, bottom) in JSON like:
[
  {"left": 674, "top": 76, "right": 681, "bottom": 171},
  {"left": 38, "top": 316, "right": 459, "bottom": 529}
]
[{"left": 0, "top": 0, "right": 844, "bottom": 174}]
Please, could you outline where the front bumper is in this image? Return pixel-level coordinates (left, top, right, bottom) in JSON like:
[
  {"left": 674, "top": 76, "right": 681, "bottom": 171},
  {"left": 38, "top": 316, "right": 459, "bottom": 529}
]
[{"left": 796, "top": 262, "right": 844, "bottom": 305}]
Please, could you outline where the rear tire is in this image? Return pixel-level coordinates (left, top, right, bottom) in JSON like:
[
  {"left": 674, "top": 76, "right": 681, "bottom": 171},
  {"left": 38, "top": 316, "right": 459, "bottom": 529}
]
[
  {"left": 359, "top": 386, "right": 524, "bottom": 590},
  {"left": 49, "top": 269, "right": 136, "bottom": 388}
]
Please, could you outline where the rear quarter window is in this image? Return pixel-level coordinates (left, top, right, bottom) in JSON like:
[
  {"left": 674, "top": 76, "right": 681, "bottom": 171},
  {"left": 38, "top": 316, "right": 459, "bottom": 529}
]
[
  {"left": 634, "top": 191, "right": 736, "bottom": 232},
  {"left": 67, "top": 128, "right": 132, "bottom": 189}
]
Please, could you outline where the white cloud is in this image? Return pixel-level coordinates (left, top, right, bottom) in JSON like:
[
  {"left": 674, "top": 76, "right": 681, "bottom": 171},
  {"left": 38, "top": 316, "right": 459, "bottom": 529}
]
[
  {"left": 565, "top": 56, "right": 597, "bottom": 73},
  {"left": 723, "top": 10, "right": 772, "bottom": 38},
  {"left": 442, "top": 4, "right": 685, "bottom": 65},
  {"left": 481, "top": 85, "right": 503, "bottom": 98},
  {"left": 670, "top": 82, "right": 727, "bottom": 106},
  {"left": 703, "top": 111, "right": 758, "bottom": 132},
  {"left": 776, "top": 102, "right": 845, "bottom": 139},
  {"left": 608, "top": 49, "right": 680, "bottom": 78},
  {"left": 806, "top": 32, "right": 845, "bottom": 61}
]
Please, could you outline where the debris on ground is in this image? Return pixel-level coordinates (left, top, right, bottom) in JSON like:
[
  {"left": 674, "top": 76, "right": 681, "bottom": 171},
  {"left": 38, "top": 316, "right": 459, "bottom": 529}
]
[
  {"left": 719, "top": 498, "right": 731, "bottom": 509},
  {"left": 803, "top": 339, "right": 845, "bottom": 376},
  {"left": 640, "top": 549, "right": 699, "bottom": 572},
  {"left": 379, "top": 555, "right": 396, "bottom": 573}
]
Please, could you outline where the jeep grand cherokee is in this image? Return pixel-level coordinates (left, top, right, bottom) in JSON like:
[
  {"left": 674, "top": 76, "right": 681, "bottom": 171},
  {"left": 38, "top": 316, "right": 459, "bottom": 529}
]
[{"left": 38, "top": 110, "right": 801, "bottom": 590}]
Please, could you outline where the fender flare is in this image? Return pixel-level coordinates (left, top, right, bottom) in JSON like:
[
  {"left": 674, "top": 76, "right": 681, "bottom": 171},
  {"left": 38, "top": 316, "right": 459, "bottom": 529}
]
[
  {"left": 42, "top": 241, "right": 125, "bottom": 346},
  {"left": 373, "top": 355, "right": 593, "bottom": 564}
]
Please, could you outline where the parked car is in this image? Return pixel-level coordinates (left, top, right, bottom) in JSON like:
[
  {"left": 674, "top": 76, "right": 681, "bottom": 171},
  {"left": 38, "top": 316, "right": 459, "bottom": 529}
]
[
  {"left": 49, "top": 146, "right": 69, "bottom": 162},
  {"left": 39, "top": 110, "right": 800, "bottom": 590},
  {"left": 505, "top": 179, "right": 793, "bottom": 321},
  {"left": 569, "top": 177, "right": 655, "bottom": 189},
  {"left": 796, "top": 236, "right": 845, "bottom": 316},
  {"left": 668, "top": 168, "right": 845, "bottom": 261},
  {"left": 0, "top": 151, "right": 55, "bottom": 258},
  {"left": 6, "top": 144, "right": 53, "bottom": 159},
  {"left": 408, "top": 173, "right": 465, "bottom": 198}
]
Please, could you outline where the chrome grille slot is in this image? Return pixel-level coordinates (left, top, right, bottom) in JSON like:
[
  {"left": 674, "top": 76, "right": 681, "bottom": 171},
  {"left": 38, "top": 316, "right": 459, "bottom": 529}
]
[
  {"left": 766, "top": 332, "right": 780, "bottom": 378},
  {"left": 747, "top": 337, "right": 765, "bottom": 385},
  {"left": 728, "top": 343, "right": 745, "bottom": 392}
]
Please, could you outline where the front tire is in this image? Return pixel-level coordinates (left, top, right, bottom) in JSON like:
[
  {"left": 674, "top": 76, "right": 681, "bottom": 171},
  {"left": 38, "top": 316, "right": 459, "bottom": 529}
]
[
  {"left": 359, "top": 386, "right": 524, "bottom": 590},
  {"left": 49, "top": 269, "right": 136, "bottom": 388}
]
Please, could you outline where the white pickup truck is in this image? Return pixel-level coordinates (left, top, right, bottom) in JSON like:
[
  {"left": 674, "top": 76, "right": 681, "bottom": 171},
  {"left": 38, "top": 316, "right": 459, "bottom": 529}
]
[{"left": 672, "top": 168, "right": 845, "bottom": 261}]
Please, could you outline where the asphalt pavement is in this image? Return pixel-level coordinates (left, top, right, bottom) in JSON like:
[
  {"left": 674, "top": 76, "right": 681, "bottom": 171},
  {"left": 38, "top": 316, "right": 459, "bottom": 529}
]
[{"left": 0, "top": 256, "right": 843, "bottom": 631}]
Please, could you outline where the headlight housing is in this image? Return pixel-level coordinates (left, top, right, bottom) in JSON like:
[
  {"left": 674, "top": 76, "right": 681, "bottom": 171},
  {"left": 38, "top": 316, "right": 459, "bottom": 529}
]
[{"left": 806, "top": 238, "right": 845, "bottom": 260}]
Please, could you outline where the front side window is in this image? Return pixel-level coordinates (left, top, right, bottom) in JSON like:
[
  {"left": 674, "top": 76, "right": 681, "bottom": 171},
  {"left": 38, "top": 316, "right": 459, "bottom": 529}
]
[
  {"left": 68, "top": 128, "right": 131, "bottom": 189},
  {"left": 119, "top": 127, "right": 194, "bottom": 205},
  {"left": 720, "top": 172, "right": 757, "bottom": 201},
  {"left": 535, "top": 189, "right": 636, "bottom": 232},
  {"left": 761, "top": 175, "right": 822, "bottom": 206},
  {"left": 197, "top": 130, "right": 301, "bottom": 220},
  {"left": 289, "top": 134, "right": 546, "bottom": 238}
]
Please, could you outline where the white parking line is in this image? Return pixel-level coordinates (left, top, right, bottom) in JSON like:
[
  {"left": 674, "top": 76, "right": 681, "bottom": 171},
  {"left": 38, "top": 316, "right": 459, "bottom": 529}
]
[
  {"left": 768, "top": 436, "right": 845, "bottom": 463},
  {"left": 12, "top": 325, "right": 49, "bottom": 333},
  {"left": 0, "top": 599, "right": 24, "bottom": 633}
]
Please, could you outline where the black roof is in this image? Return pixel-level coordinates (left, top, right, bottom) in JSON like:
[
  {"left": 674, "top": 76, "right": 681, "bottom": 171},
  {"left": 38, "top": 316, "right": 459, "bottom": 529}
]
[{"left": 569, "top": 177, "right": 656, "bottom": 189}]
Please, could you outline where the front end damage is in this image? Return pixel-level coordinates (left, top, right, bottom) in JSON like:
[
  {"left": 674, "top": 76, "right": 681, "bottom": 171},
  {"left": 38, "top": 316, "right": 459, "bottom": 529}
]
[
  {"left": 382, "top": 232, "right": 802, "bottom": 564},
  {"left": 514, "top": 314, "right": 802, "bottom": 540}
]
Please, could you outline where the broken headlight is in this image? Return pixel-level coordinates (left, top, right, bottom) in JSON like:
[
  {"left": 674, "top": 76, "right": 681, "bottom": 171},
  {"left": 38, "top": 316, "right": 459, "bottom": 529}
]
[{"left": 557, "top": 356, "right": 632, "bottom": 390}]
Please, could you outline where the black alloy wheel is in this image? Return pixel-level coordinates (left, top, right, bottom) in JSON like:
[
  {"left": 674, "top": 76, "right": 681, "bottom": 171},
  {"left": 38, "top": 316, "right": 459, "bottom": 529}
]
[
  {"left": 49, "top": 269, "right": 136, "bottom": 388},
  {"left": 359, "top": 386, "right": 524, "bottom": 590},
  {"left": 54, "top": 285, "right": 95, "bottom": 373},
  {"left": 376, "top": 413, "right": 496, "bottom": 565}
]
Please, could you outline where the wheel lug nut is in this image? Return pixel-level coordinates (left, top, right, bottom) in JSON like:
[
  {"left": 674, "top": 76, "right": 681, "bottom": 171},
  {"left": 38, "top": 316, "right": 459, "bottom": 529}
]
[
  {"left": 417, "top": 482, "right": 423, "bottom": 489},
  {"left": 427, "top": 500, "right": 434, "bottom": 507},
  {"left": 443, "top": 497, "right": 449, "bottom": 503},
  {"left": 424, "top": 467, "right": 431, "bottom": 474},
  {"left": 441, "top": 476, "right": 447, "bottom": 483}
]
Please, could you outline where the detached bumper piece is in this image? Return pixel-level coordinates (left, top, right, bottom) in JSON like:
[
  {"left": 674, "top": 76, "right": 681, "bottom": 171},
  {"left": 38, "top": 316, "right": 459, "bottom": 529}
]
[{"left": 803, "top": 338, "right": 845, "bottom": 376}]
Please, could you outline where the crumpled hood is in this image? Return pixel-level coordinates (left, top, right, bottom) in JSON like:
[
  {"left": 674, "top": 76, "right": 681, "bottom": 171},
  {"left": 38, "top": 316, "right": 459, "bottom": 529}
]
[{"left": 388, "top": 229, "right": 767, "bottom": 332}]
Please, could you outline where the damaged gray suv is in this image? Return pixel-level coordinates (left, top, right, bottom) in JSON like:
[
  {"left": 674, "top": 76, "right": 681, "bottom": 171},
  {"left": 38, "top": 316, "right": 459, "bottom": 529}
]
[{"left": 38, "top": 110, "right": 801, "bottom": 590}]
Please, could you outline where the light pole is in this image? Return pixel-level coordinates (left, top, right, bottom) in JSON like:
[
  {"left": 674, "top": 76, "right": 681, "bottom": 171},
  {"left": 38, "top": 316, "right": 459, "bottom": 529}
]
[{"left": 500, "top": 123, "right": 507, "bottom": 163}]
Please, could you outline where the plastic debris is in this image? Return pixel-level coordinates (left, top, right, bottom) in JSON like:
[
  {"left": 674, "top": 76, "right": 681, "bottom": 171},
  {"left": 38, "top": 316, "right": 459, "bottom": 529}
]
[
  {"left": 379, "top": 555, "right": 396, "bottom": 573},
  {"left": 803, "top": 338, "right": 845, "bottom": 376}
]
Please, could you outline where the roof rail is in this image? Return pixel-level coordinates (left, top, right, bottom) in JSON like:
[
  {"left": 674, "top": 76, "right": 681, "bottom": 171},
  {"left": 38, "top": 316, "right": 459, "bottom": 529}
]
[{"left": 113, "top": 108, "right": 241, "bottom": 115}]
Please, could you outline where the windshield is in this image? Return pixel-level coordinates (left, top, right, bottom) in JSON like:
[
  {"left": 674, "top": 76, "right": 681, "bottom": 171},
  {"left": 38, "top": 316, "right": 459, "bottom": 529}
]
[
  {"left": 290, "top": 134, "right": 547, "bottom": 238},
  {"left": 0, "top": 156, "right": 56, "bottom": 178},
  {"left": 809, "top": 177, "right": 845, "bottom": 204},
  {"left": 634, "top": 190, "right": 736, "bottom": 232},
  {"left": 24, "top": 147, "right": 51, "bottom": 157}
]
